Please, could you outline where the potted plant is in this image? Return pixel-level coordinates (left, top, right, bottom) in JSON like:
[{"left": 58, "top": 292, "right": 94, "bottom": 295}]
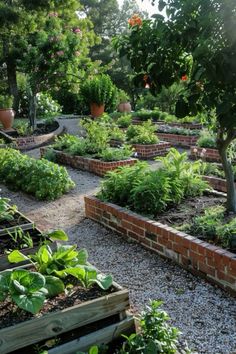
[
  {"left": 0, "top": 95, "right": 14, "bottom": 129},
  {"left": 117, "top": 89, "right": 132, "bottom": 113},
  {"left": 80, "top": 74, "right": 117, "bottom": 118}
]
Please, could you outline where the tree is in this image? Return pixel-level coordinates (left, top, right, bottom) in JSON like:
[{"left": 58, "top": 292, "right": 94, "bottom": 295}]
[{"left": 115, "top": 0, "right": 236, "bottom": 212}]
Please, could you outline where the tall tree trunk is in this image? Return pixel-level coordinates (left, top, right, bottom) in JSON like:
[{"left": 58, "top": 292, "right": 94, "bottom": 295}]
[
  {"left": 29, "top": 92, "right": 37, "bottom": 130},
  {"left": 218, "top": 138, "right": 236, "bottom": 213}
]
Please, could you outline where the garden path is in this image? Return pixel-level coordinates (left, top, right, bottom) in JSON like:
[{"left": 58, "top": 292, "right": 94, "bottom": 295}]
[{"left": 0, "top": 118, "right": 235, "bottom": 354}]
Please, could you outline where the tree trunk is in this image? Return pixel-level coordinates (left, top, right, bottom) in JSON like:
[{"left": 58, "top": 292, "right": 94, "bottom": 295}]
[
  {"left": 218, "top": 141, "right": 236, "bottom": 213},
  {"left": 7, "top": 62, "right": 19, "bottom": 113},
  {"left": 29, "top": 92, "right": 37, "bottom": 130}
]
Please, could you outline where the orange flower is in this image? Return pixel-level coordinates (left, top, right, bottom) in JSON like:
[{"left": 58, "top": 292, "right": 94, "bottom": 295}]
[
  {"left": 181, "top": 74, "right": 188, "bottom": 81},
  {"left": 128, "top": 14, "right": 142, "bottom": 27}
]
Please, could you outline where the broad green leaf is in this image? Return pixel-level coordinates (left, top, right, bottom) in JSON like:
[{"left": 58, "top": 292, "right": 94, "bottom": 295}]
[
  {"left": 0, "top": 270, "right": 12, "bottom": 300},
  {"left": 77, "top": 249, "right": 88, "bottom": 264},
  {"left": 89, "top": 346, "right": 99, "bottom": 354},
  {"left": 12, "top": 293, "right": 45, "bottom": 314},
  {"left": 41, "top": 247, "right": 50, "bottom": 263},
  {"left": 8, "top": 250, "right": 29, "bottom": 263},
  {"left": 44, "top": 276, "right": 65, "bottom": 297},
  {"left": 54, "top": 245, "right": 78, "bottom": 261},
  {"left": 63, "top": 267, "right": 85, "bottom": 280},
  {"left": 11, "top": 270, "right": 45, "bottom": 293},
  {"left": 12, "top": 280, "right": 27, "bottom": 294},
  {"left": 93, "top": 274, "right": 113, "bottom": 290},
  {"left": 48, "top": 230, "right": 68, "bottom": 241}
]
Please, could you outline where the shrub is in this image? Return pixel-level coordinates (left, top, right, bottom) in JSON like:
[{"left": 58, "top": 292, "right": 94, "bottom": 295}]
[
  {"left": 0, "top": 94, "right": 13, "bottom": 108},
  {"left": 109, "top": 125, "right": 126, "bottom": 142},
  {"left": 127, "top": 120, "right": 159, "bottom": 145},
  {"left": 0, "top": 148, "right": 75, "bottom": 200},
  {"left": 116, "top": 114, "right": 132, "bottom": 128},
  {"left": 13, "top": 120, "right": 33, "bottom": 136},
  {"left": 36, "top": 92, "right": 61, "bottom": 118},
  {"left": 197, "top": 130, "right": 217, "bottom": 148},
  {"left": 97, "top": 145, "right": 134, "bottom": 162},
  {"left": 217, "top": 218, "right": 236, "bottom": 249},
  {"left": 81, "top": 118, "right": 110, "bottom": 153}
]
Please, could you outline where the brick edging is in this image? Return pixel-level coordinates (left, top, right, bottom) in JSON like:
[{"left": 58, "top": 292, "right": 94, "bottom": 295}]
[
  {"left": 85, "top": 195, "right": 236, "bottom": 294},
  {"left": 203, "top": 175, "right": 229, "bottom": 193},
  {"left": 190, "top": 146, "right": 221, "bottom": 162},
  {"left": 156, "top": 133, "right": 198, "bottom": 147},
  {"left": 40, "top": 147, "right": 138, "bottom": 177},
  {"left": 131, "top": 141, "right": 171, "bottom": 159}
]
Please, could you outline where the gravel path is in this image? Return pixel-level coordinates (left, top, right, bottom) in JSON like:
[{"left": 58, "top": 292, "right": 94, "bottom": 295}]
[{"left": 0, "top": 119, "right": 235, "bottom": 354}]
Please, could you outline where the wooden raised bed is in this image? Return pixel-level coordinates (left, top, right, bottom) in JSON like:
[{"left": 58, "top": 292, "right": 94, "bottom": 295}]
[
  {"left": 0, "top": 208, "right": 34, "bottom": 236},
  {"left": 85, "top": 195, "right": 236, "bottom": 294},
  {"left": 190, "top": 146, "right": 221, "bottom": 162},
  {"left": 40, "top": 147, "right": 138, "bottom": 177},
  {"left": 156, "top": 132, "right": 198, "bottom": 147},
  {"left": 0, "top": 277, "right": 134, "bottom": 354}
]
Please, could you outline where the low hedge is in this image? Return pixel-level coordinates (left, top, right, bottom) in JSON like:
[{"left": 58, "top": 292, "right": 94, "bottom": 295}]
[{"left": 0, "top": 148, "right": 75, "bottom": 200}]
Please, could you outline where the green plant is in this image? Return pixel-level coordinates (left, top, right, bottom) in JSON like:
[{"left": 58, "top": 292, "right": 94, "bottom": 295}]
[
  {"left": 217, "top": 218, "right": 236, "bottom": 249},
  {"left": 199, "top": 162, "right": 224, "bottom": 179},
  {"left": 127, "top": 120, "right": 159, "bottom": 144},
  {"left": 157, "top": 125, "right": 199, "bottom": 136},
  {"left": 13, "top": 120, "right": 33, "bottom": 137},
  {"left": 0, "top": 138, "right": 5, "bottom": 144},
  {"left": 98, "top": 146, "right": 133, "bottom": 162},
  {"left": 80, "top": 74, "right": 117, "bottom": 109},
  {"left": 81, "top": 119, "right": 110, "bottom": 153},
  {"left": 36, "top": 92, "right": 61, "bottom": 118},
  {"left": 0, "top": 268, "right": 64, "bottom": 314},
  {"left": 0, "top": 197, "right": 17, "bottom": 223},
  {"left": 197, "top": 130, "right": 217, "bottom": 149},
  {"left": 0, "top": 148, "right": 75, "bottom": 200},
  {"left": 43, "top": 148, "right": 57, "bottom": 162},
  {"left": 116, "top": 114, "right": 132, "bottom": 128},
  {"left": 8, "top": 243, "right": 113, "bottom": 290},
  {"left": 0, "top": 95, "right": 13, "bottom": 108},
  {"left": 117, "top": 89, "right": 130, "bottom": 104},
  {"left": 7, "top": 228, "right": 34, "bottom": 249},
  {"left": 109, "top": 125, "right": 126, "bottom": 142}
]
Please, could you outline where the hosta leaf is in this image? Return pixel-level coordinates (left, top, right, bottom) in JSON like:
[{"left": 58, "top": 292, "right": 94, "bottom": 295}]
[
  {"left": 44, "top": 276, "right": 65, "bottom": 297},
  {"left": 12, "top": 292, "right": 45, "bottom": 314}
]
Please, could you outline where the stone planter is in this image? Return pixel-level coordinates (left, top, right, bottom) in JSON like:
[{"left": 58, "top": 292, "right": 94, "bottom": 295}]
[
  {"left": 0, "top": 272, "right": 134, "bottom": 354},
  {"left": 156, "top": 133, "right": 198, "bottom": 147},
  {"left": 117, "top": 102, "right": 132, "bottom": 113},
  {"left": 190, "top": 146, "right": 221, "bottom": 162},
  {"left": 85, "top": 195, "right": 236, "bottom": 294},
  {"left": 40, "top": 147, "right": 138, "bottom": 177}
]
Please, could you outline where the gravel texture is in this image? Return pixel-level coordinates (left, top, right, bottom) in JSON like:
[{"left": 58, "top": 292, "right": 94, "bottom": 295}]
[{"left": 0, "top": 119, "right": 235, "bottom": 354}]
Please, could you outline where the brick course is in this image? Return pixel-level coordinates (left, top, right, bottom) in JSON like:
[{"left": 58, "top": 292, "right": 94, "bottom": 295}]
[
  {"left": 190, "top": 146, "right": 221, "bottom": 162},
  {"left": 203, "top": 175, "right": 228, "bottom": 193},
  {"left": 40, "top": 147, "right": 137, "bottom": 177},
  {"left": 85, "top": 195, "right": 236, "bottom": 294},
  {"left": 132, "top": 141, "right": 171, "bottom": 159},
  {"left": 156, "top": 133, "right": 198, "bottom": 147}
]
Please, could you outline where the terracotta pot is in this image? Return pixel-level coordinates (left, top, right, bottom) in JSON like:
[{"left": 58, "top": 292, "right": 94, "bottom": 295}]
[
  {"left": 90, "top": 103, "right": 105, "bottom": 118},
  {"left": 0, "top": 108, "right": 15, "bottom": 129},
  {"left": 117, "top": 102, "right": 132, "bottom": 113}
]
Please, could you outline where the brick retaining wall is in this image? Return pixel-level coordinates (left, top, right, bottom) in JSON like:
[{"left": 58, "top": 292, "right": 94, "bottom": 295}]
[
  {"left": 190, "top": 146, "right": 221, "bottom": 162},
  {"left": 156, "top": 133, "right": 198, "bottom": 147},
  {"left": 85, "top": 195, "right": 236, "bottom": 294},
  {"left": 40, "top": 147, "right": 137, "bottom": 177},
  {"left": 132, "top": 141, "right": 171, "bottom": 159}
]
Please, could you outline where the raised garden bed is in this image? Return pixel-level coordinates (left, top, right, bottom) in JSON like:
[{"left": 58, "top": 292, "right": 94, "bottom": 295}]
[
  {"left": 0, "top": 207, "right": 34, "bottom": 236},
  {"left": 132, "top": 118, "right": 202, "bottom": 130},
  {"left": 40, "top": 146, "right": 138, "bottom": 177},
  {"left": 190, "top": 146, "right": 221, "bottom": 162},
  {"left": 132, "top": 141, "right": 171, "bottom": 159},
  {"left": 85, "top": 195, "right": 236, "bottom": 294},
  {"left": 156, "top": 132, "right": 198, "bottom": 147},
  {"left": 0, "top": 270, "right": 134, "bottom": 354},
  {"left": 203, "top": 175, "right": 229, "bottom": 193},
  {"left": 0, "top": 120, "right": 64, "bottom": 151}
]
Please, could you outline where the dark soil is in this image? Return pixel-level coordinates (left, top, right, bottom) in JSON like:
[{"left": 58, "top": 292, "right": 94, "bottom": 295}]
[
  {"left": 0, "top": 280, "right": 115, "bottom": 330},
  {"left": 0, "top": 228, "right": 45, "bottom": 255},
  {"left": 4, "top": 121, "right": 59, "bottom": 138},
  {"left": 0, "top": 211, "right": 32, "bottom": 231},
  {"left": 157, "top": 193, "right": 226, "bottom": 228}
]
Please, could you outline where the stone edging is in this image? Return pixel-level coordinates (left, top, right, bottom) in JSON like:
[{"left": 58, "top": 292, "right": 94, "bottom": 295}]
[
  {"left": 156, "top": 133, "right": 198, "bottom": 147},
  {"left": 40, "top": 147, "right": 138, "bottom": 177},
  {"left": 85, "top": 195, "right": 236, "bottom": 294},
  {"left": 190, "top": 146, "right": 221, "bottom": 162}
]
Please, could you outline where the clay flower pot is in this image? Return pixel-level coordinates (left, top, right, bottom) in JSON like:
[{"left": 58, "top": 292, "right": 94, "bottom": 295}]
[
  {"left": 117, "top": 102, "right": 132, "bottom": 113},
  {"left": 0, "top": 108, "right": 15, "bottom": 129},
  {"left": 90, "top": 103, "right": 105, "bottom": 118}
]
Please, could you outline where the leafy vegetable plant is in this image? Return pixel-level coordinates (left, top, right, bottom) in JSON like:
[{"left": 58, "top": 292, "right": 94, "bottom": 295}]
[{"left": 0, "top": 197, "right": 17, "bottom": 222}]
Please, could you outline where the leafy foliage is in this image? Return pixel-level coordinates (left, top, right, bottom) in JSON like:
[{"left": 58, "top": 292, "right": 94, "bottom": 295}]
[
  {"left": 0, "top": 148, "right": 75, "bottom": 200},
  {"left": 116, "top": 114, "right": 132, "bottom": 128},
  {"left": 97, "top": 146, "right": 133, "bottom": 162},
  {"left": 0, "top": 197, "right": 17, "bottom": 222},
  {"left": 0, "top": 95, "right": 13, "bottom": 108},
  {"left": 197, "top": 130, "right": 217, "bottom": 149},
  {"left": 126, "top": 120, "right": 159, "bottom": 144}
]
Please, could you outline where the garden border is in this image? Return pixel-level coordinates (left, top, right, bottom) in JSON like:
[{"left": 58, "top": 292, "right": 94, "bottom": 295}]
[
  {"left": 132, "top": 141, "right": 171, "bottom": 159},
  {"left": 190, "top": 146, "right": 221, "bottom": 162},
  {"left": 132, "top": 118, "right": 202, "bottom": 130},
  {"left": 156, "top": 132, "right": 198, "bottom": 147},
  {"left": 85, "top": 195, "right": 236, "bottom": 294},
  {"left": 40, "top": 147, "right": 138, "bottom": 177}
]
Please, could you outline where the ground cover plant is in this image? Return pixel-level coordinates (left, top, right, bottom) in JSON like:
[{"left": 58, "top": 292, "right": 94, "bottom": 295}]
[
  {"left": 0, "top": 148, "right": 74, "bottom": 200},
  {"left": 98, "top": 148, "right": 208, "bottom": 215},
  {"left": 157, "top": 125, "right": 199, "bottom": 137}
]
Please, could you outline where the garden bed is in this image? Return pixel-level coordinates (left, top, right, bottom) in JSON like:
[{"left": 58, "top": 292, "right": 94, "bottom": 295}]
[
  {"left": 40, "top": 147, "right": 138, "bottom": 177},
  {"left": 190, "top": 146, "right": 221, "bottom": 162},
  {"left": 132, "top": 141, "right": 171, "bottom": 158},
  {"left": 156, "top": 132, "right": 198, "bottom": 147},
  {"left": 0, "top": 120, "right": 64, "bottom": 150},
  {"left": 132, "top": 118, "right": 202, "bottom": 130},
  {"left": 85, "top": 195, "right": 236, "bottom": 294},
  {"left": 0, "top": 271, "right": 134, "bottom": 354},
  {"left": 203, "top": 175, "right": 229, "bottom": 193},
  {"left": 0, "top": 208, "right": 34, "bottom": 236}
]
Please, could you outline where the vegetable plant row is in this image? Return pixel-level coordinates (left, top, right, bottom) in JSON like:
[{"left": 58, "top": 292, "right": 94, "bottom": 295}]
[{"left": 0, "top": 148, "right": 75, "bottom": 200}]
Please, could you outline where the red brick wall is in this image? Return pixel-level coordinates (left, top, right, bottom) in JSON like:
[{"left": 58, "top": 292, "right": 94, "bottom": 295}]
[
  {"left": 203, "top": 176, "right": 228, "bottom": 193},
  {"left": 85, "top": 196, "right": 236, "bottom": 294},
  {"left": 156, "top": 133, "right": 198, "bottom": 147},
  {"left": 132, "top": 141, "right": 171, "bottom": 159},
  {"left": 40, "top": 147, "right": 137, "bottom": 177},
  {"left": 190, "top": 146, "right": 221, "bottom": 162}
]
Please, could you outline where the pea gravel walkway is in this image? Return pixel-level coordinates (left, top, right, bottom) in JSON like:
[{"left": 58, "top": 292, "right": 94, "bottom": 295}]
[{"left": 0, "top": 119, "right": 235, "bottom": 354}]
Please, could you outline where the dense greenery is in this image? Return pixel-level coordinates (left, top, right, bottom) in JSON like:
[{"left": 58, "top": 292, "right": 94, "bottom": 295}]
[
  {"left": 126, "top": 120, "right": 159, "bottom": 144},
  {"left": 197, "top": 130, "right": 217, "bottom": 149},
  {"left": 0, "top": 148, "right": 74, "bottom": 200},
  {"left": 99, "top": 149, "right": 208, "bottom": 215}
]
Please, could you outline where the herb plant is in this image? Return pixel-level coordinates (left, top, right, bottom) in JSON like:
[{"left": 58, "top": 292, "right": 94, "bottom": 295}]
[
  {"left": 116, "top": 114, "right": 132, "bottom": 128},
  {"left": 0, "top": 149, "right": 75, "bottom": 200},
  {"left": 0, "top": 197, "right": 17, "bottom": 222},
  {"left": 97, "top": 146, "right": 133, "bottom": 162},
  {"left": 126, "top": 120, "right": 159, "bottom": 145},
  {"left": 197, "top": 130, "right": 217, "bottom": 149}
]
